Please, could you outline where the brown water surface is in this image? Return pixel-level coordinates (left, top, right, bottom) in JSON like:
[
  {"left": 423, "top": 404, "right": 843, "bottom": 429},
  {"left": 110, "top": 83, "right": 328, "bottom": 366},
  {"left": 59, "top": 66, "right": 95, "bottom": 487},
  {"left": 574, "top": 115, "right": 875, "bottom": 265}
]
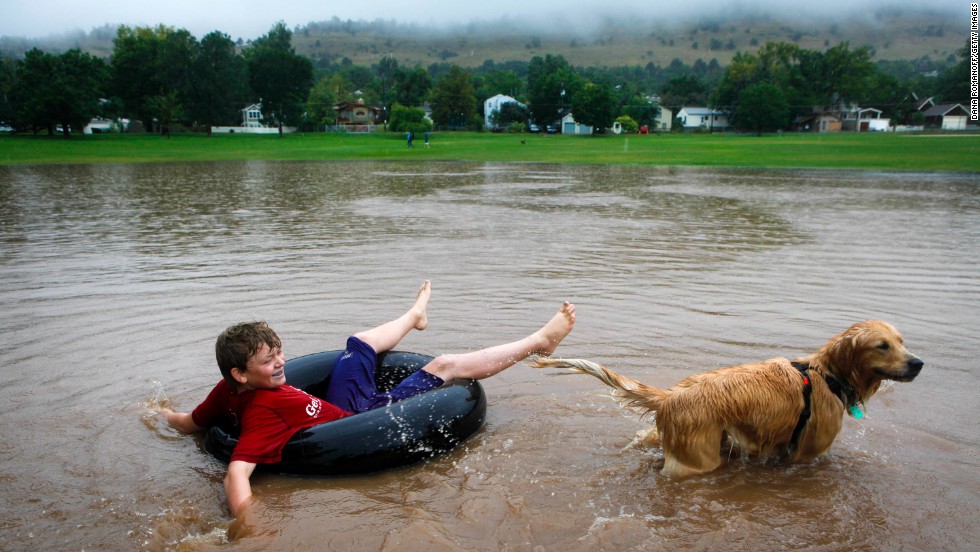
[{"left": 0, "top": 161, "right": 977, "bottom": 551}]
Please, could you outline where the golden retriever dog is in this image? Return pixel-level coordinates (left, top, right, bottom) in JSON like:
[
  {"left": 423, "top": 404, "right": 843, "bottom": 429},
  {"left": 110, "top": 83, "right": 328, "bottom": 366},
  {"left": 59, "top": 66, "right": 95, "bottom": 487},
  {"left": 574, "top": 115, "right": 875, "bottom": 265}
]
[{"left": 532, "top": 320, "right": 923, "bottom": 477}]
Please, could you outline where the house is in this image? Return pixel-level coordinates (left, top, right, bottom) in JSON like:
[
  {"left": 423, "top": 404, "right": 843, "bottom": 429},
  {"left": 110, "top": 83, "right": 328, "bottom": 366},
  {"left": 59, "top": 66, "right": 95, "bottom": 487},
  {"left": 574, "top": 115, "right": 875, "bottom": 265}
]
[
  {"left": 656, "top": 107, "right": 672, "bottom": 132},
  {"left": 560, "top": 113, "right": 593, "bottom": 135},
  {"left": 82, "top": 117, "right": 115, "bottom": 134},
  {"left": 484, "top": 94, "right": 524, "bottom": 129},
  {"left": 892, "top": 93, "right": 934, "bottom": 131},
  {"left": 792, "top": 112, "right": 842, "bottom": 133},
  {"left": 242, "top": 103, "right": 263, "bottom": 127},
  {"left": 923, "top": 104, "right": 969, "bottom": 131},
  {"left": 211, "top": 102, "right": 296, "bottom": 134},
  {"left": 334, "top": 99, "right": 382, "bottom": 128},
  {"left": 677, "top": 107, "right": 730, "bottom": 131},
  {"left": 853, "top": 108, "right": 889, "bottom": 131},
  {"left": 830, "top": 104, "right": 888, "bottom": 131}
]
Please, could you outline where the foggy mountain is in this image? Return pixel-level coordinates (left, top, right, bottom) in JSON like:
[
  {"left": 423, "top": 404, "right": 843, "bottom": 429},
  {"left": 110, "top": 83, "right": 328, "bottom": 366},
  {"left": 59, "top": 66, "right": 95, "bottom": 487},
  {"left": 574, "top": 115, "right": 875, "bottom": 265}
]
[{"left": 0, "top": 5, "right": 965, "bottom": 69}]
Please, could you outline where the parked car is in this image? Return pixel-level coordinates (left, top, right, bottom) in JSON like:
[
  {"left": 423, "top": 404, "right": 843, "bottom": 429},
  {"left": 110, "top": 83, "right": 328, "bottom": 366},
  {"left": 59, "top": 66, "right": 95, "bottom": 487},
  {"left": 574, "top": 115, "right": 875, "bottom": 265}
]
[
  {"left": 528, "top": 123, "right": 541, "bottom": 133},
  {"left": 545, "top": 124, "right": 558, "bottom": 134}
]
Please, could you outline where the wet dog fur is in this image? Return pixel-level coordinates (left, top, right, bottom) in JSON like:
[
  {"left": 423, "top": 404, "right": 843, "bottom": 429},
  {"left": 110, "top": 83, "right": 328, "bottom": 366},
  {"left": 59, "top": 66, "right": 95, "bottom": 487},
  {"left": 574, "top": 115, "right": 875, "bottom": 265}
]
[{"left": 532, "top": 320, "right": 923, "bottom": 477}]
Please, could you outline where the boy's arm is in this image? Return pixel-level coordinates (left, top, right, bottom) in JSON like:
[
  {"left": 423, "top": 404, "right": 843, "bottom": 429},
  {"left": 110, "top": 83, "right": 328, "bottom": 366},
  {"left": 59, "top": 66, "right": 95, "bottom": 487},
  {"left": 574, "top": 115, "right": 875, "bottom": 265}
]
[
  {"left": 225, "top": 460, "right": 257, "bottom": 516},
  {"left": 159, "top": 408, "right": 204, "bottom": 434}
]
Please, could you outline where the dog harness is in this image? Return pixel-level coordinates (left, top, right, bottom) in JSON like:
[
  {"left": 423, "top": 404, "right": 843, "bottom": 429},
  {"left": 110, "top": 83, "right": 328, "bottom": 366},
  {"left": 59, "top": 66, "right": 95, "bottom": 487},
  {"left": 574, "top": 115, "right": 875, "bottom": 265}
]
[
  {"left": 789, "top": 362, "right": 814, "bottom": 455},
  {"left": 789, "top": 361, "right": 864, "bottom": 455}
]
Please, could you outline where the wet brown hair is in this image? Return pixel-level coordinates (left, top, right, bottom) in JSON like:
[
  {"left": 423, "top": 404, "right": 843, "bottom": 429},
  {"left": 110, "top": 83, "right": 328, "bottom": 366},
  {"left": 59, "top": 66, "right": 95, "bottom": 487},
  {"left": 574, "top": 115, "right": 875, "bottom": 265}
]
[{"left": 215, "top": 321, "right": 282, "bottom": 386}]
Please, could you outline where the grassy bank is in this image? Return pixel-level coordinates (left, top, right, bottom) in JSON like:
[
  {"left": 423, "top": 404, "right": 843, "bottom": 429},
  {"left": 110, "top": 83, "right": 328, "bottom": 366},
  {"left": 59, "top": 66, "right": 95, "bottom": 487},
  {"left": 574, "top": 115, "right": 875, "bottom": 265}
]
[{"left": 1, "top": 131, "right": 978, "bottom": 171}]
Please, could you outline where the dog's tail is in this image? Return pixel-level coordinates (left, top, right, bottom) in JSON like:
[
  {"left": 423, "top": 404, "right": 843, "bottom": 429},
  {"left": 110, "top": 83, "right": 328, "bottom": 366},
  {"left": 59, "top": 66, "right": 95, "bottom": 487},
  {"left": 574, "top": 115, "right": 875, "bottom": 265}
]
[{"left": 530, "top": 357, "right": 669, "bottom": 414}]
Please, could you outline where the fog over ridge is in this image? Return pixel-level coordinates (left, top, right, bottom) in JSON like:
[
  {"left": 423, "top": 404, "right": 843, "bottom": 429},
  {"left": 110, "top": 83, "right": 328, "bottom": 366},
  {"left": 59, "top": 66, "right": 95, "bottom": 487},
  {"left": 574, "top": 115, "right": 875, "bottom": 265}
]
[{"left": 0, "top": 0, "right": 966, "bottom": 41}]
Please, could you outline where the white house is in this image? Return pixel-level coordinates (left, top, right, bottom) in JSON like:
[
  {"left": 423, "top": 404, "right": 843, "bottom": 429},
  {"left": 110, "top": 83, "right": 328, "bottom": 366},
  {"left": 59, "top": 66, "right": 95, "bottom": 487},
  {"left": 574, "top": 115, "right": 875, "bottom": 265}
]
[
  {"left": 923, "top": 104, "right": 969, "bottom": 131},
  {"left": 560, "top": 113, "right": 592, "bottom": 135},
  {"left": 484, "top": 94, "right": 524, "bottom": 129},
  {"left": 211, "top": 102, "right": 296, "bottom": 134},
  {"left": 677, "top": 107, "right": 730, "bottom": 131},
  {"left": 855, "top": 108, "right": 889, "bottom": 132},
  {"left": 656, "top": 107, "right": 672, "bottom": 132}
]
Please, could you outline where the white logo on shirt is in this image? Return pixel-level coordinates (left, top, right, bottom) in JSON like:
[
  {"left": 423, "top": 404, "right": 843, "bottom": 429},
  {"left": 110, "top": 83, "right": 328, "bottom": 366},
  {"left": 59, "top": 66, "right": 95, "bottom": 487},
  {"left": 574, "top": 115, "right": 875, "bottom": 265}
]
[{"left": 306, "top": 397, "right": 322, "bottom": 418}]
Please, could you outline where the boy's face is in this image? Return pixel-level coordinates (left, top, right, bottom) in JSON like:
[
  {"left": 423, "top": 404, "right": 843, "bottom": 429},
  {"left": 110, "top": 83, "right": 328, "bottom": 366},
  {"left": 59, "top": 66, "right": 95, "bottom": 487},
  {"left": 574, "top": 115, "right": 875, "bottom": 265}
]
[{"left": 234, "top": 343, "right": 286, "bottom": 390}]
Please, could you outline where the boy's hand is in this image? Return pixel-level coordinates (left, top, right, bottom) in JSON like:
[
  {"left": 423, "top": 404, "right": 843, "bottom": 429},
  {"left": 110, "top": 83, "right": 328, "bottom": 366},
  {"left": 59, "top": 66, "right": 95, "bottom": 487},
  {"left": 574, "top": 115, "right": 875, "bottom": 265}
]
[{"left": 155, "top": 408, "right": 204, "bottom": 434}]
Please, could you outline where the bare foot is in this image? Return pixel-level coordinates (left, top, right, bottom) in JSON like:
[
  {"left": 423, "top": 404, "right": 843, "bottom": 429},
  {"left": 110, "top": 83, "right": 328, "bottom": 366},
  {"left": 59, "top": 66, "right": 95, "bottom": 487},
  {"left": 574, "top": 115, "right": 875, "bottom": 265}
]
[
  {"left": 410, "top": 280, "right": 431, "bottom": 331},
  {"left": 532, "top": 301, "right": 576, "bottom": 356}
]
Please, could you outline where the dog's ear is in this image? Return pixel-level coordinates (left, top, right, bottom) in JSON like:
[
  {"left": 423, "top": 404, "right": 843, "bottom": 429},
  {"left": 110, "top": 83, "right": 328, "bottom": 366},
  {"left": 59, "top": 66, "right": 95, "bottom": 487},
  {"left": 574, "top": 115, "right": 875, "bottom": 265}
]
[
  {"left": 823, "top": 332, "right": 857, "bottom": 373},
  {"left": 823, "top": 321, "right": 890, "bottom": 402}
]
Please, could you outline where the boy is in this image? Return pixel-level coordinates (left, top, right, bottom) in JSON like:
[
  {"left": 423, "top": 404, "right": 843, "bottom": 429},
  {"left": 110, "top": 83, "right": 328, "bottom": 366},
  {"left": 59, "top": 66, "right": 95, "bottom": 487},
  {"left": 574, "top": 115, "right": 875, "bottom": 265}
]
[{"left": 160, "top": 281, "right": 576, "bottom": 516}]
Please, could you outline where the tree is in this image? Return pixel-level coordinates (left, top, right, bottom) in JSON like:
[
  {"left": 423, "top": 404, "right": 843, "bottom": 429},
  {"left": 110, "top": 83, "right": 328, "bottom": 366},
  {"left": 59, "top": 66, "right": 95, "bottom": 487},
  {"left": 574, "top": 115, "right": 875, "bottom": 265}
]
[
  {"left": 388, "top": 103, "right": 431, "bottom": 134},
  {"left": 619, "top": 90, "right": 658, "bottom": 128},
  {"left": 0, "top": 54, "right": 15, "bottom": 125},
  {"left": 481, "top": 69, "right": 524, "bottom": 101},
  {"left": 733, "top": 82, "right": 789, "bottom": 135},
  {"left": 111, "top": 25, "right": 196, "bottom": 132},
  {"left": 660, "top": 75, "right": 709, "bottom": 108},
  {"left": 570, "top": 83, "right": 618, "bottom": 133},
  {"left": 375, "top": 54, "right": 398, "bottom": 113},
  {"left": 933, "top": 42, "right": 970, "bottom": 104},
  {"left": 527, "top": 54, "right": 583, "bottom": 126},
  {"left": 9, "top": 49, "right": 57, "bottom": 133},
  {"left": 714, "top": 43, "right": 806, "bottom": 113},
  {"left": 430, "top": 65, "right": 477, "bottom": 129},
  {"left": 393, "top": 67, "right": 432, "bottom": 107},
  {"left": 190, "top": 31, "right": 249, "bottom": 135},
  {"left": 245, "top": 22, "right": 313, "bottom": 136},
  {"left": 10, "top": 48, "right": 107, "bottom": 137},
  {"left": 807, "top": 42, "right": 874, "bottom": 106},
  {"left": 305, "top": 75, "right": 337, "bottom": 130},
  {"left": 112, "top": 25, "right": 163, "bottom": 131},
  {"left": 145, "top": 89, "right": 182, "bottom": 137},
  {"left": 489, "top": 101, "right": 528, "bottom": 129}
]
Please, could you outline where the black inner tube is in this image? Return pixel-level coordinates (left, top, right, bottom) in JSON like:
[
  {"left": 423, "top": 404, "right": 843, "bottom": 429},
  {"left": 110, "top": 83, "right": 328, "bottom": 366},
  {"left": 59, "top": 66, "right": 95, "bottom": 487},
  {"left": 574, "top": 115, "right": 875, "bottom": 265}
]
[{"left": 202, "top": 350, "right": 487, "bottom": 476}]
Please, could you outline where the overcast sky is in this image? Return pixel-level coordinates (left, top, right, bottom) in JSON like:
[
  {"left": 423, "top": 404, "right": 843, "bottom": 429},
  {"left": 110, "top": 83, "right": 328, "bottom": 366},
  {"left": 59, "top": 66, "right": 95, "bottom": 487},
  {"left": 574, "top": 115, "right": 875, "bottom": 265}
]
[{"left": 0, "top": 0, "right": 966, "bottom": 40}]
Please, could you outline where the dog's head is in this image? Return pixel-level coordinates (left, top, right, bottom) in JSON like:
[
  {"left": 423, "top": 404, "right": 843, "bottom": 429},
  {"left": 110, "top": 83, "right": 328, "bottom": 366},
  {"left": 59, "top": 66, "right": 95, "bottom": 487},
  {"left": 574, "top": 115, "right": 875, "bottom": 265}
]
[{"left": 818, "top": 320, "right": 924, "bottom": 402}]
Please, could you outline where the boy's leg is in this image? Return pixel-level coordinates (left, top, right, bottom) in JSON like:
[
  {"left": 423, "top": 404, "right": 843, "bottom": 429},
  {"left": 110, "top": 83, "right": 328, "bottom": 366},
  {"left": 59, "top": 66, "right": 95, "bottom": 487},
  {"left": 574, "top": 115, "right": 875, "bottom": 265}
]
[
  {"left": 324, "top": 281, "right": 430, "bottom": 413},
  {"left": 420, "top": 301, "right": 575, "bottom": 382},
  {"left": 334, "top": 300, "right": 575, "bottom": 412},
  {"left": 353, "top": 280, "right": 430, "bottom": 354}
]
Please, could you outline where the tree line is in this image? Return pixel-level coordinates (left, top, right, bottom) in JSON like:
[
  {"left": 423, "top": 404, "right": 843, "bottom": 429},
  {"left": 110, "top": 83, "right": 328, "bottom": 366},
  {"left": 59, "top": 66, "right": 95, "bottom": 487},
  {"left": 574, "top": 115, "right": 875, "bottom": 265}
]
[{"left": 0, "top": 21, "right": 969, "bottom": 137}]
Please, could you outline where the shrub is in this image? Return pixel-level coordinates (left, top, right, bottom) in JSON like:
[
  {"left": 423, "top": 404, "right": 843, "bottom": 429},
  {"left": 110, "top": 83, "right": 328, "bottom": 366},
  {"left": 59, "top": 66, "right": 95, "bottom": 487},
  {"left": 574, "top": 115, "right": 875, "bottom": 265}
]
[
  {"left": 388, "top": 103, "right": 432, "bottom": 134},
  {"left": 615, "top": 115, "right": 639, "bottom": 134}
]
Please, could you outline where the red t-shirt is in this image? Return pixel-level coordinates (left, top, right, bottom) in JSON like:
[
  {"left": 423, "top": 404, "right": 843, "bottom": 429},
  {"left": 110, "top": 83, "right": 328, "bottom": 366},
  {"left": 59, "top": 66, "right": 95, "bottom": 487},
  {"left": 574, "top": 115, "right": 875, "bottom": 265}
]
[
  {"left": 191, "top": 379, "right": 241, "bottom": 430},
  {"left": 231, "top": 385, "right": 352, "bottom": 464}
]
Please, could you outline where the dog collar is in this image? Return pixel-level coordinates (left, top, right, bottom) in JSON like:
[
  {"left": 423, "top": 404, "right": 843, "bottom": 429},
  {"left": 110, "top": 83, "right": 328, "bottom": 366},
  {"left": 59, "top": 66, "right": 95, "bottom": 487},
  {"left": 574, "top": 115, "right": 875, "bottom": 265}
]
[
  {"left": 822, "top": 372, "right": 862, "bottom": 417},
  {"left": 794, "top": 361, "right": 863, "bottom": 418}
]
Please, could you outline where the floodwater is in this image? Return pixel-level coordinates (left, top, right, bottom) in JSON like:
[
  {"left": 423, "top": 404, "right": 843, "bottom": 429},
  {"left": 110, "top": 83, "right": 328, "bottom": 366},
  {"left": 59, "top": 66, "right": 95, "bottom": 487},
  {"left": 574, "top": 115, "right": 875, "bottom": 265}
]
[{"left": 0, "top": 161, "right": 977, "bottom": 551}]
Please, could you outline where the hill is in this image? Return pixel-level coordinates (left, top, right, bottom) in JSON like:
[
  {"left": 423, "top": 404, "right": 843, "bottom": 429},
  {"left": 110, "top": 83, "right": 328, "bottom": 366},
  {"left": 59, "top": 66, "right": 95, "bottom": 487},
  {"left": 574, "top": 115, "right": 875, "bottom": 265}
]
[
  {"left": 0, "top": 6, "right": 966, "bottom": 71},
  {"left": 292, "top": 8, "right": 965, "bottom": 70}
]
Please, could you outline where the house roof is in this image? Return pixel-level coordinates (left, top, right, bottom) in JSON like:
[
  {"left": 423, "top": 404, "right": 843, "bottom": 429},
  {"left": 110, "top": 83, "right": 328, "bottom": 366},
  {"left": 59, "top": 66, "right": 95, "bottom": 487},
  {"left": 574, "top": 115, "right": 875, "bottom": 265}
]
[
  {"left": 679, "top": 107, "right": 724, "bottom": 116},
  {"left": 334, "top": 101, "right": 381, "bottom": 111},
  {"left": 913, "top": 96, "right": 935, "bottom": 111},
  {"left": 923, "top": 104, "right": 968, "bottom": 117},
  {"left": 484, "top": 94, "right": 525, "bottom": 110},
  {"left": 793, "top": 113, "right": 840, "bottom": 124}
]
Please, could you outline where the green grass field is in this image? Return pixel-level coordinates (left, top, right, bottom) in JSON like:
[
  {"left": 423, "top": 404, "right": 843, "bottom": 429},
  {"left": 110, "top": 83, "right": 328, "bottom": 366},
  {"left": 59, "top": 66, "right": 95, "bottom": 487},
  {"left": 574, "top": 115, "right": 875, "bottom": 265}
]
[{"left": 1, "top": 131, "right": 978, "bottom": 172}]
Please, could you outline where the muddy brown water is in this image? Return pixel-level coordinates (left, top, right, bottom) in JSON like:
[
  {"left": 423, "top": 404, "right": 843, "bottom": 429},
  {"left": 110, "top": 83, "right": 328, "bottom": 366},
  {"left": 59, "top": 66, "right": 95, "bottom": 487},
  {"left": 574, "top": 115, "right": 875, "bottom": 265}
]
[{"left": 0, "top": 161, "right": 977, "bottom": 551}]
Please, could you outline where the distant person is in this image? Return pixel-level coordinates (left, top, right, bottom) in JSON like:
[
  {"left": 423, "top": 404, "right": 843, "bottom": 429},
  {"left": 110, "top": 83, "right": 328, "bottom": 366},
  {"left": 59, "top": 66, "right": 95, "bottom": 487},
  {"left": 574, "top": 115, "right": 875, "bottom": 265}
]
[
  {"left": 424, "top": 131, "right": 431, "bottom": 148},
  {"left": 156, "top": 281, "right": 576, "bottom": 517},
  {"left": 407, "top": 131, "right": 414, "bottom": 147}
]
